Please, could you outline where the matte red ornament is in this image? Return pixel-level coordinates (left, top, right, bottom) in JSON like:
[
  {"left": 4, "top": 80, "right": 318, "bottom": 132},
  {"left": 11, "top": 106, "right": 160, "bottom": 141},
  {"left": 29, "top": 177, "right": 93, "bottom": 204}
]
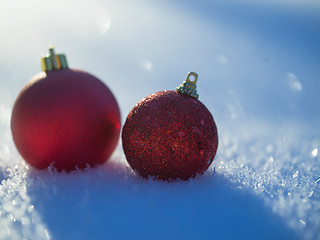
[
  {"left": 122, "top": 72, "right": 218, "bottom": 181},
  {"left": 11, "top": 47, "right": 121, "bottom": 171}
]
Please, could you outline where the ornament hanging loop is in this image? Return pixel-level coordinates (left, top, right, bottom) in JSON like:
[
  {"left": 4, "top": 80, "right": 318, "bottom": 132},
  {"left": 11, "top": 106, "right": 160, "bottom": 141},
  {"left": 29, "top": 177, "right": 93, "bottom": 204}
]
[
  {"left": 186, "top": 72, "right": 198, "bottom": 84},
  {"left": 176, "top": 72, "right": 199, "bottom": 99}
]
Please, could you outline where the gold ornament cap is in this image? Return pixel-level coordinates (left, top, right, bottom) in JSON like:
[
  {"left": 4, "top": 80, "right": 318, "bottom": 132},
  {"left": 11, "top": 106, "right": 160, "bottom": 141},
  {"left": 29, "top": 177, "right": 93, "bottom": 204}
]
[
  {"left": 41, "top": 46, "right": 68, "bottom": 72},
  {"left": 176, "top": 72, "right": 199, "bottom": 99}
]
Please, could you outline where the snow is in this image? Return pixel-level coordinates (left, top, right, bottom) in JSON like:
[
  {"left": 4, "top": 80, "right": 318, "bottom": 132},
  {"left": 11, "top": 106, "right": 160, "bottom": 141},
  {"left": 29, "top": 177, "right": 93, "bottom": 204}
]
[{"left": 1, "top": 0, "right": 320, "bottom": 239}]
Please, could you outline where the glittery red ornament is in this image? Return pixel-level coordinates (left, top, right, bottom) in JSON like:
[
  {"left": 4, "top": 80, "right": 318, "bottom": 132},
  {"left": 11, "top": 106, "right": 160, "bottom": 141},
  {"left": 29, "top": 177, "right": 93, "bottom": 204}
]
[
  {"left": 11, "top": 47, "right": 121, "bottom": 171},
  {"left": 122, "top": 72, "right": 218, "bottom": 180}
]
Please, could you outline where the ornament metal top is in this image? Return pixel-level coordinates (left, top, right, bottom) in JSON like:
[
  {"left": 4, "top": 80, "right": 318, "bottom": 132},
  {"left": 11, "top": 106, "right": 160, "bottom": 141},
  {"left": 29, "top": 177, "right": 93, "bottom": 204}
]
[
  {"left": 41, "top": 46, "right": 68, "bottom": 72},
  {"left": 176, "top": 72, "right": 199, "bottom": 99}
]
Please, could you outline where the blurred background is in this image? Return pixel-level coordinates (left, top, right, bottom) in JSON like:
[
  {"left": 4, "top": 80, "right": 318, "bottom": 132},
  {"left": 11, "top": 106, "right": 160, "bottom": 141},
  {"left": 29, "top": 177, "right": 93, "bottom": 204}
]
[
  {"left": 0, "top": 0, "right": 319, "bottom": 239},
  {"left": 1, "top": 0, "right": 319, "bottom": 128}
]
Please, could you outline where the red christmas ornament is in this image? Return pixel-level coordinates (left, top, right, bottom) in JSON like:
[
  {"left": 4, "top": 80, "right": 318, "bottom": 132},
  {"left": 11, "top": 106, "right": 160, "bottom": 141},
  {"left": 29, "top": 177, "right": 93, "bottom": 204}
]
[
  {"left": 11, "top": 47, "right": 121, "bottom": 171},
  {"left": 122, "top": 72, "right": 218, "bottom": 181}
]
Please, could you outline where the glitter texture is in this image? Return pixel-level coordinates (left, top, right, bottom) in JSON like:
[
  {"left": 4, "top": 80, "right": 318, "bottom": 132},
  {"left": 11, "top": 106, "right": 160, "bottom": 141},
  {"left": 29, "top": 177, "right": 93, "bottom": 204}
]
[
  {"left": 11, "top": 69, "right": 121, "bottom": 171},
  {"left": 122, "top": 90, "right": 218, "bottom": 181}
]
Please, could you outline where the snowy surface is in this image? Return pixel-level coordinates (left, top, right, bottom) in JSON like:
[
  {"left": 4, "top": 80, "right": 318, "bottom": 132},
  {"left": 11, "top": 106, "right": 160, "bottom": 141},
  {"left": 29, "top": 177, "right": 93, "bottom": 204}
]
[{"left": 1, "top": 0, "right": 320, "bottom": 239}]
